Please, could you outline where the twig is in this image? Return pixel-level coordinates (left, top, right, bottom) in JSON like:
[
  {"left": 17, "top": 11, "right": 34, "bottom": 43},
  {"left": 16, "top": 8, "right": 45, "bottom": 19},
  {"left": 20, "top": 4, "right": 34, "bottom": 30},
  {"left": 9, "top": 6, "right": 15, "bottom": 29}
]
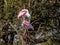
[
  {"left": 9, "top": 22, "right": 26, "bottom": 45},
  {"left": 0, "top": 20, "right": 9, "bottom": 31}
]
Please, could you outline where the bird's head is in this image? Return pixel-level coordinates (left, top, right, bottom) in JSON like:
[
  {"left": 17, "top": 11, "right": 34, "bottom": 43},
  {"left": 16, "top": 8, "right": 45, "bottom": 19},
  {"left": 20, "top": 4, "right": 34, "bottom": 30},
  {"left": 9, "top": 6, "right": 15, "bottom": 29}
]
[{"left": 17, "top": 9, "right": 30, "bottom": 19}]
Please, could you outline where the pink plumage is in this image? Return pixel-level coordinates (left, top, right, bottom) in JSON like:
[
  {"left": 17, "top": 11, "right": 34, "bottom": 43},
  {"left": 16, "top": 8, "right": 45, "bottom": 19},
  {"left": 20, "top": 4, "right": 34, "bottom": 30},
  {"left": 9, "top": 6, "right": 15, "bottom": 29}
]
[
  {"left": 17, "top": 9, "right": 28, "bottom": 19},
  {"left": 17, "top": 9, "right": 34, "bottom": 30},
  {"left": 21, "top": 9, "right": 28, "bottom": 12},
  {"left": 23, "top": 21, "right": 34, "bottom": 30}
]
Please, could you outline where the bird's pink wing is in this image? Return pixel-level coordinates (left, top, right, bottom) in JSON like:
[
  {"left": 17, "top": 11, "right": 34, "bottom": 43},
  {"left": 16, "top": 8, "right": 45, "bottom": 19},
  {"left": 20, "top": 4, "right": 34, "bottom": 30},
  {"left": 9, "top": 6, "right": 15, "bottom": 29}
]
[
  {"left": 17, "top": 11, "right": 26, "bottom": 19},
  {"left": 23, "top": 21, "right": 34, "bottom": 30}
]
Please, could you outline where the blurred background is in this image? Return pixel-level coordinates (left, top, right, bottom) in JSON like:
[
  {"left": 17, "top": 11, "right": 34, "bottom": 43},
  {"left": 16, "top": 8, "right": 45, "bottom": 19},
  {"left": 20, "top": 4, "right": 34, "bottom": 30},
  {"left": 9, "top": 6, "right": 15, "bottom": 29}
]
[{"left": 0, "top": 0, "right": 60, "bottom": 45}]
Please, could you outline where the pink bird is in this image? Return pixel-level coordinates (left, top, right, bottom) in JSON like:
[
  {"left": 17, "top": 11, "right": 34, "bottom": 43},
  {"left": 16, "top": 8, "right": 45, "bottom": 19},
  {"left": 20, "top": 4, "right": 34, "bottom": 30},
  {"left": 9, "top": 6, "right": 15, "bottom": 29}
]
[
  {"left": 22, "top": 21, "right": 34, "bottom": 30},
  {"left": 17, "top": 9, "right": 30, "bottom": 20},
  {"left": 17, "top": 9, "right": 34, "bottom": 30}
]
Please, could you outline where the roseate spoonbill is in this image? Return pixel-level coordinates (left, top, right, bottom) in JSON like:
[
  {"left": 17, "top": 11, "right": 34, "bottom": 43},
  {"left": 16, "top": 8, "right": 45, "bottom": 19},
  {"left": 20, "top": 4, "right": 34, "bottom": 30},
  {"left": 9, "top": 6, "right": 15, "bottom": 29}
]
[
  {"left": 17, "top": 9, "right": 31, "bottom": 22},
  {"left": 17, "top": 9, "right": 34, "bottom": 30},
  {"left": 22, "top": 20, "right": 34, "bottom": 30}
]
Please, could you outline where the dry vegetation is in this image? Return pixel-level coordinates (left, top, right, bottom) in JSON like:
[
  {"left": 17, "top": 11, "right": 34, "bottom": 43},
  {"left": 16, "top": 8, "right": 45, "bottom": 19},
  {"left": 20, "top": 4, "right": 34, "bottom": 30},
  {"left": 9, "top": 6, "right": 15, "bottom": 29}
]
[{"left": 0, "top": 0, "right": 60, "bottom": 45}]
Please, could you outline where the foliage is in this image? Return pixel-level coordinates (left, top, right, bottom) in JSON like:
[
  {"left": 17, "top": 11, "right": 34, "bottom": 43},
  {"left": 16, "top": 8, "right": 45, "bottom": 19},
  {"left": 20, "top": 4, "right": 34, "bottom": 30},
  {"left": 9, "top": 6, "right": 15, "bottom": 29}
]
[{"left": 0, "top": 0, "right": 60, "bottom": 45}]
